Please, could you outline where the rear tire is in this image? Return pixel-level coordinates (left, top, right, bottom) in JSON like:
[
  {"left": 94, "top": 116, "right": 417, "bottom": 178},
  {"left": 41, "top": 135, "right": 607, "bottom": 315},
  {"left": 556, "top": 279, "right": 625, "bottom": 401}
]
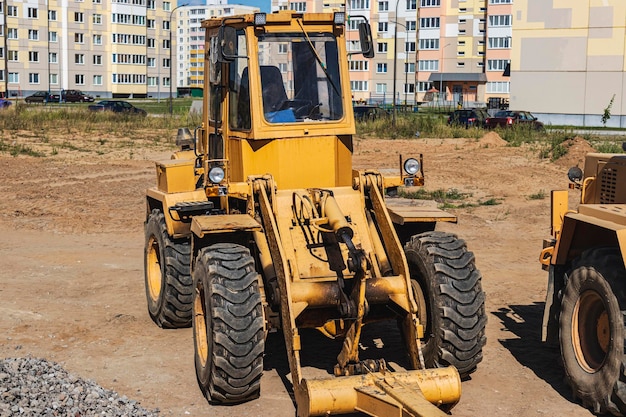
[
  {"left": 144, "top": 209, "right": 192, "bottom": 328},
  {"left": 404, "top": 231, "right": 486, "bottom": 378},
  {"left": 559, "top": 247, "right": 626, "bottom": 416},
  {"left": 193, "top": 243, "right": 265, "bottom": 404}
]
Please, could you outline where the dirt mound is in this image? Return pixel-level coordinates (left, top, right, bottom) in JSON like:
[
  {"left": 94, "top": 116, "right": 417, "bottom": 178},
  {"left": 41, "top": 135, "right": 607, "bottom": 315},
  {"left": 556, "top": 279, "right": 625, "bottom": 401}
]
[
  {"left": 555, "top": 136, "right": 596, "bottom": 167},
  {"left": 478, "top": 131, "right": 507, "bottom": 147}
]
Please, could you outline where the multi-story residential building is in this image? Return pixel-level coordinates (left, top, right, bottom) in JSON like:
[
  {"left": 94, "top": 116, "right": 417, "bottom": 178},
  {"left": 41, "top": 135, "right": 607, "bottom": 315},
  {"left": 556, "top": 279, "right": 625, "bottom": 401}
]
[
  {"left": 1, "top": 0, "right": 175, "bottom": 99},
  {"left": 512, "top": 1, "right": 625, "bottom": 127},
  {"left": 176, "top": 2, "right": 258, "bottom": 93}
]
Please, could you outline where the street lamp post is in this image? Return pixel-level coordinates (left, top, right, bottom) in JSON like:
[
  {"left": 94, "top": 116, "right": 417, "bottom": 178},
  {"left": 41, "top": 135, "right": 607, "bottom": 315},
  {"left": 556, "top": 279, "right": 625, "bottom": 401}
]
[
  {"left": 169, "top": 4, "right": 187, "bottom": 115},
  {"left": 440, "top": 43, "right": 450, "bottom": 105},
  {"left": 391, "top": 0, "right": 400, "bottom": 127}
]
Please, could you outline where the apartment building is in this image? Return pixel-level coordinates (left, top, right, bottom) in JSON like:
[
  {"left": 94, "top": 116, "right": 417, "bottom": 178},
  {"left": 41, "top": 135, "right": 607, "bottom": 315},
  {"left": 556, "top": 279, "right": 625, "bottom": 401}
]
[
  {"left": 176, "top": 2, "right": 258, "bottom": 92},
  {"left": 511, "top": 1, "right": 626, "bottom": 127},
  {"left": 1, "top": 0, "right": 175, "bottom": 98}
]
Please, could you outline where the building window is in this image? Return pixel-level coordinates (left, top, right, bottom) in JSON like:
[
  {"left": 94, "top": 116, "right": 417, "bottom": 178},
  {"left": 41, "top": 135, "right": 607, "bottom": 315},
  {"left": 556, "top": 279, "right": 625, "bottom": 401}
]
[
  {"left": 8, "top": 50, "right": 18, "bottom": 61},
  {"left": 75, "top": 54, "right": 85, "bottom": 64},
  {"left": 49, "top": 31, "right": 58, "bottom": 42},
  {"left": 418, "top": 59, "right": 439, "bottom": 71},
  {"left": 163, "top": 58, "right": 170, "bottom": 68},
  {"left": 163, "top": 21, "right": 170, "bottom": 30},
  {"left": 488, "top": 37, "right": 511, "bottom": 49},
  {"left": 376, "top": 63, "right": 388, "bottom": 73},
  {"left": 378, "top": 1, "right": 388, "bottom": 11},
  {"left": 75, "top": 33, "right": 84, "bottom": 43},
  {"left": 28, "top": 7, "right": 38, "bottom": 18},
  {"left": 420, "top": 0, "right": 440, "bottom": 5},
  {"left": 350, "top": 80, "right": 369, "bottom": 92},
  {"left": 75, "top": 12, "right": 84, "bottom": 22},
  {"left": 7, "top": 28, "right": 17, "bottom": 39},
  {"left": 278, "top": 62, "right": 288, "bottom": 72},
  {"left": 148, "top": 76, "right": 158, "bottom": 86},
  {"left": 93, "top": 34, "right": 102, "bottom": 45},
  {"left": 29, "top": 51, "right": 39, "bottom": 62},
  {"left": 147, "top": 19, "right": 155, "bottom": 28},
  {"left": 350, "top": 0, "right": 370, "bottom": 9},
  {"left": 7, "top": 5, "right": 17, "bottom": 16},
  {"left": 419, "top": 17, "right": 440, "bottom": 28},
  {"left": 403, "top": 83, "right": 415, "bottom": 94},
  {"left": 349, "top": 61, "right": 369, "bottom": 71},
  {"left": 486, "top": 81, "right": 510, "bottom": 93},
  {"left": 405, "top": 42, "right": 416, "bottom": 52},
  {"left": 348, "top": 18, "right": 365, "bottom": 30},
  {"left": 147, "top": 38, "right": 155, "bottom": 48},
  {"left": 163, "top": 1, "right": 170, "bottom": 11},
  {"left": 29, "top": 73, "right": 39, "bottom": 84},
  {"left": 487, "top": 59, "right": 510, "bottom": 71},
  {"left": 377, "top": 42, "right": 388, "bottom": 53},
  {"left": 417, "top": 81, "right": 433, "bottom": 92},
  {"left": 419, "top": 38, "right": 439, "bottom": 49},
  {"left": 8, "top": 72, "right": 19, "bottom": 83},
  {"left": 406, "top": 0, "right": 417, "bottom": 10},
  {"left": 378, "top": 22, "right": 388, "bottom": 32},
  {"left": 49, "top": 52, "right": 58, "bottom": 63},
  {"left": 50, "top": 74, "right": 58, "bottom": 84},
  {"left": 290, "top": 2, "right": 306, "bottom": 12},
  {"left": 148, "top": 58, "right": 156, "bottom": 67},
  {"left": 93, "top": 75, "right": 103, "bottom": 85},
  {"left": 278, "top": 43, "right": 288, "bottom": 54},
  {"left": 489, "top": 15, "right": 512, "bottom": 27},
  {"left": 28, "top": 29, "right": 39, "bottom": 40},
  {"left": 375, "top": 83, "right": 387, "bottom": 93},
  {"left": 75, "top": 74, "right": 85, "bottom": 85},
  {"left": 457, "top": 62, "right": 465, "bottom": 67},
  {"left": 147, "top": 0, "right": 155, "bottom": 9},
  {"left": 93, "top": 14, "right": 102, "bottom": 24},
  {"left": 489, "top": 0, "right": 512, "bottom": 3},
  {"left": 404, "top": 62, "right": 415, "bottom": 73},
  {"left": 163, "top": 77, "right": 170, "bottom": 87},
  {"left": 93, "top": 55, "right": 102, "bottom": 65},
  {"left": 406, "top": 20, "right": 416, "bottom": 31},
  {"left": 163, "top": 39, "right": 170, "bottom": 49},
  {"left": 48, "top": 10, "right": 57, "bottom": 20}
]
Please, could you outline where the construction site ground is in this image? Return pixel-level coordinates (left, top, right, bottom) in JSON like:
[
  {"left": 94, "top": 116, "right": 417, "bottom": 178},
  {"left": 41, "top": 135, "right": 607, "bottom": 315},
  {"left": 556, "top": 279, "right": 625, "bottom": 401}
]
[{"left": 0, "top": 128, "right": 599, "bottom": 417}]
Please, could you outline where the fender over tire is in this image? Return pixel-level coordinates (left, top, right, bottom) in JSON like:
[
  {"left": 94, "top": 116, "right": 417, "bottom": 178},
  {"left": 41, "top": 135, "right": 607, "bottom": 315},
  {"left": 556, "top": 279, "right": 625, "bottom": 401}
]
[
  {"left": 144, "top": 209, "right": 192, "bottom": 328},
  {"left": 404, "top": 231, "right": 486, "bottom": 378},
  {"left": 559, "top": 247, "right": 626, "bottom": 416},
  {"left": 193, "top": 243, "right": 265, "bottom": 404}
]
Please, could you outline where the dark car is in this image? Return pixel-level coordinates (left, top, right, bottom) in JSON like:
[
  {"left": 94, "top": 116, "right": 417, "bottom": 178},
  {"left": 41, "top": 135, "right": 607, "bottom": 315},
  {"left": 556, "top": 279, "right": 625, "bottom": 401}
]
[
  {"left": 353, "top": 105, "right": 390, "bottom": 122},
  {"left": 60, "top": 89, "right": 95, "bottom": 103},
  {"left": 447, "top": 108, "right": 490, "bottom": 128},
  {"left": 485, "top": 110, "right": 544, "bottom": 130},
  {"left": 88, "top": 100, "right": 147, "bottom": 116},
  {"left": 25, "top": 91, "right": 54, "bottom": 103}
]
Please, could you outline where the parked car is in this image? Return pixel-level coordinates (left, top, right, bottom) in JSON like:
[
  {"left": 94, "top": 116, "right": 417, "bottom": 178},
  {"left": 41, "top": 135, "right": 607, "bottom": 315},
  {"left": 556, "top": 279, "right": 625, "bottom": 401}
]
[
  {"left": 353, "top": 105, "right": 390, "bottom": 122},
  {"left": 24, "top": 91, "right": 54, "bottom": 103},
  {"left": 447, "top": 108, "right": 490, "bottom": 128},
  {"left": 485, "top": 110, "right": 544, "bottom": 130},
  {"left": 0, "top": 98, "right": 11, "bottom": 108},
  {"left": 60, "top": 89, "right": 95, "bottom": 103},
  {"left": 88, "top": 100, "right": 147, "bottom": 116}
]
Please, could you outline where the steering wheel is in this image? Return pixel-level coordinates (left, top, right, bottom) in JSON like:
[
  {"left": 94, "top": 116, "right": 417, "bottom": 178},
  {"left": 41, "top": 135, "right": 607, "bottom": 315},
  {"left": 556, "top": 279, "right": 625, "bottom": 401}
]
[{"left": 278, "top": 99, "right": 313, "bottom": 118}]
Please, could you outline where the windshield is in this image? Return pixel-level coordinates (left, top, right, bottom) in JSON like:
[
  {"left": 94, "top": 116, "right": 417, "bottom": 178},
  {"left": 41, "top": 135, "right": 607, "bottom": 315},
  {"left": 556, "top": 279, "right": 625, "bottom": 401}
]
[{"left": 257, "top": 32, "right": 343, "bottom": 123}]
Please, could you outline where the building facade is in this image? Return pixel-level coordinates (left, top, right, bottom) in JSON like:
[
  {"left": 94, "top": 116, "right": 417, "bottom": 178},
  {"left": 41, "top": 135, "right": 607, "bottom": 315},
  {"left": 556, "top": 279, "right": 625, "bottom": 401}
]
[
  {"left": 511, "top": 1, "right": 626, "bottom": 127},
  {"left": 1, "top": 0, "right": 177, "bottom": 99}
]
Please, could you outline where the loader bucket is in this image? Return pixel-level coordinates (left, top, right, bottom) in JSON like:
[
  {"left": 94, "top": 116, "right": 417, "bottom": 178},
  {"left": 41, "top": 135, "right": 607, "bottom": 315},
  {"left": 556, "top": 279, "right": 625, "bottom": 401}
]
[{"left": 296, "top": 366, "right": 461, "bottom": 417}]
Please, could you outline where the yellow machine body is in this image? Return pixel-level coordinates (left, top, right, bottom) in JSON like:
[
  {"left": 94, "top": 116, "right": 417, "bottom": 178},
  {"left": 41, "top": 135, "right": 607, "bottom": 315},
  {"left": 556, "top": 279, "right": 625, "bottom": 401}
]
[{"left": 145, "top": 10, "right": 470, "bottom": 417}]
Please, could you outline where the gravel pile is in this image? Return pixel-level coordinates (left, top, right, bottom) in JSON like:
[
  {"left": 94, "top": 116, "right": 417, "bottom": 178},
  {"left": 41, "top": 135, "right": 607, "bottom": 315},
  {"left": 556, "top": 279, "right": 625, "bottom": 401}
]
[{"left": 0, "top": 357, "right": 159, "bottom": 417}]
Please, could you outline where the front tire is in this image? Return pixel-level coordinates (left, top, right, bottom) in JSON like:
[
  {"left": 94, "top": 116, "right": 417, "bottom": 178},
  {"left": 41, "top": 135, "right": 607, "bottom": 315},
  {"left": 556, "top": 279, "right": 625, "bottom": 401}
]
[
  {"left": 404, "top": 231, "right": 486, "bottom": 378},
  {"left": 193, "top": 243, "right": 265, "bottom": 404},
  {"left": 144, "top": 209, "right": 192, "bottom": 328},
  {"left": 559, "top": 247, "right": 626, "bottom": 415}
]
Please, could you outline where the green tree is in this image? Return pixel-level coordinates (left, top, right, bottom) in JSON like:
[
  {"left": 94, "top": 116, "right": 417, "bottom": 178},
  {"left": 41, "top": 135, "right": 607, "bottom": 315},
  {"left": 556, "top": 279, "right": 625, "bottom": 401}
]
[{"left": 602, "top": 94, "right": 615, "bottom": 127}]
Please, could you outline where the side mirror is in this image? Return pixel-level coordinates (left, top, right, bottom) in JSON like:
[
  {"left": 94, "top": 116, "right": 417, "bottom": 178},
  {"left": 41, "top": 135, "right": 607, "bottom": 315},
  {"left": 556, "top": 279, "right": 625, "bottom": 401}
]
[
  {"left": 209, "top": 133, "right": 224, "bottom": 160},
  {"left": 567, "top": 166, "right": 583, "bottom": 183},
  {"left": 218, "top": 26, "right": 237, "bottom": 62},
  {"left": 358, "top": 22, "right": 374, "bottom": 58}
]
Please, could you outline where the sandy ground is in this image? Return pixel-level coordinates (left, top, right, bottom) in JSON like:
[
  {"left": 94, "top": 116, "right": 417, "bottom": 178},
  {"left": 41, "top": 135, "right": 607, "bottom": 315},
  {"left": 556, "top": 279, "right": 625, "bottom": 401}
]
[{"left": 0, "top": 127, "right": 602, "bottom": 417}]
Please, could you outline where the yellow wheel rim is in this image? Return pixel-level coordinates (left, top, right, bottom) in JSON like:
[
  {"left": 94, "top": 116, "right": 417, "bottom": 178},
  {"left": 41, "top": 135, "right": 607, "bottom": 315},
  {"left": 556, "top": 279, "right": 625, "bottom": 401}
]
[
  {"left": 572, "top": 290, "right": 610, "bottom": 373},
  {"left": 146, "top": 236, "right": 162, "bottom": 302},
  {"left": 194, "top": 285, "right": 209, "bottom": 368}
]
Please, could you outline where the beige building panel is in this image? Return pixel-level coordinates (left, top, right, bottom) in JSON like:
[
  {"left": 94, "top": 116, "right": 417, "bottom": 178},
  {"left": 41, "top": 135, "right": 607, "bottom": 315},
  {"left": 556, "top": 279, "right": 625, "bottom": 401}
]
[
  {"left": 511, "top": 71, "right": 586, "bottom": 113},
  {"left": 518, "top": 31, "right": 588, "bottom": 72},
  {"left": 588, "top": 26, "right": 625, "bottom": 58},
  {"left": 584, "top": 72, "right": 624, "bottom": 116}
]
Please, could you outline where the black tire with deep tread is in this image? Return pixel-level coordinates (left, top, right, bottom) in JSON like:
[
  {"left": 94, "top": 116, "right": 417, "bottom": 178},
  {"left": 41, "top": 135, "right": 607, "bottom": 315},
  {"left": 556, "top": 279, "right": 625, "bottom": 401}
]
[
  {"left": 144, "top": 209, "right": 192, "bottom": 328},
  {"left": 559, "top": 247, "right": 626, "bottom": 416},
  {"left": 404, "top": 231, "right": 486, "bottom": 378},
  {"left": 193, "top": 243, "right": 265, "bottom": 404}
]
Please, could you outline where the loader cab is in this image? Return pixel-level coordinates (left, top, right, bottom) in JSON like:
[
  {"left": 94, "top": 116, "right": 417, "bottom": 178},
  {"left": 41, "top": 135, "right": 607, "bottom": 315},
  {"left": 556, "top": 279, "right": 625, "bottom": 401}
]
[{"left": 200, "top": 11, "right": 375, "bottom": 190}]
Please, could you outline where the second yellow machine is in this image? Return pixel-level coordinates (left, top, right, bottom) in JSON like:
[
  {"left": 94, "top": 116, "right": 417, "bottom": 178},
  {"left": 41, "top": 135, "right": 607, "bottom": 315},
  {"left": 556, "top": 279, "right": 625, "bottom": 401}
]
[{"left": 144, "top": 11, "right": 486, "bottom": 417}]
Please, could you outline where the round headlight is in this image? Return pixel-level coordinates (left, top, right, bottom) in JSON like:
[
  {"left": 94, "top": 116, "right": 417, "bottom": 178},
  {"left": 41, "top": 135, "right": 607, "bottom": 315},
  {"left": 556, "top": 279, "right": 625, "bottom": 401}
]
[
  {"left": 208, "top": 166, "right": 225, "bottom": 184},
  {"left": 403, "top": 158, "right": 420, "bottom": 175}
]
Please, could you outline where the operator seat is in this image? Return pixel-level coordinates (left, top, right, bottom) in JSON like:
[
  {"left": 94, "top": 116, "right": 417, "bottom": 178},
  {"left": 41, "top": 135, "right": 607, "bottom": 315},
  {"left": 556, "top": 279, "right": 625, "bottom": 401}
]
[{"left": 260, "top": 65, "right": 288, "bottom": 113}]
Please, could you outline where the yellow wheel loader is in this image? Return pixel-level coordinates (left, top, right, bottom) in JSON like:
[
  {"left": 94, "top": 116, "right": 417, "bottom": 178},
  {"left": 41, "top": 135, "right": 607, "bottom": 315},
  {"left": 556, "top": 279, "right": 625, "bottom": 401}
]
[
  {"left": 541, "top": 146, "right": 626, "bottom": 415},
  {"left": 144, "top": 11, "right": 485, "bottom": 417}
]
